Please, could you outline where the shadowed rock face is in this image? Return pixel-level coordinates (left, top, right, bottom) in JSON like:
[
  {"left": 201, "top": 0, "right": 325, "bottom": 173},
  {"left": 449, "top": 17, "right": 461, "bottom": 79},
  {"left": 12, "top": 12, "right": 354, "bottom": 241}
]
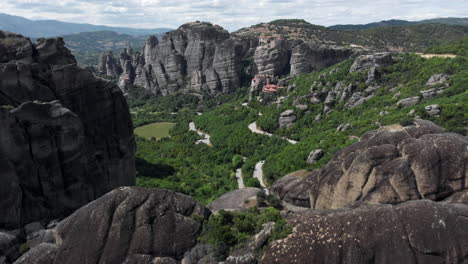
[
  {"left": 260, "top": 200, "right": 468, "bottom": 264},
  {"left": 0, "top": 31, "right": 136, "bottom": 229},
  {"left": 52, "top": 187, "right": 210, "bottom": 264},
  {"left": 271, "top": 120, "right": 468, "bottom": 208}
]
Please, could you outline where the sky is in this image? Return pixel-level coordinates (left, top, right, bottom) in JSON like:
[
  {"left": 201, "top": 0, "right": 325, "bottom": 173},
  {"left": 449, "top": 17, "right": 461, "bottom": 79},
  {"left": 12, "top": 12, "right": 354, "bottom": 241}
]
[{"left": 1, "top": 0, "right": 467, "bottom": 31}]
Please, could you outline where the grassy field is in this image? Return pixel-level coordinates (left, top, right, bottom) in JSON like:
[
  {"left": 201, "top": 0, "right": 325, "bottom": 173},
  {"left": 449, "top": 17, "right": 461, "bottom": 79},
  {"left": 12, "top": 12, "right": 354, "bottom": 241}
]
[{"left": 134, "top": 122, "right": 176, "bottom": 140}]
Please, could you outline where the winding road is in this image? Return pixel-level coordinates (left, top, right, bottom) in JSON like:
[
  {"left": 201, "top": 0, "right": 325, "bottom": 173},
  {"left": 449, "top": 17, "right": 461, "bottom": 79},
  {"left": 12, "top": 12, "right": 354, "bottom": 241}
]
[
  {"left": 189, "top": 122, "right": 211, "bottom": 145},
  {"left": 248, "top": 122, "right": 298, "bottom": 144},
  {"left": 236, "top": 168, "right": 245, "bottom": 189},
  {"left": 253, "top": 160, "right": 269, "bottom": 195}
]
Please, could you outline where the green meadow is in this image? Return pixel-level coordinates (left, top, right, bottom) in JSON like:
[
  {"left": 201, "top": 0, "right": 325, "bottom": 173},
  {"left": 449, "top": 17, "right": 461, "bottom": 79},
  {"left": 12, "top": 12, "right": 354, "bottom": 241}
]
[{"left": 134, "top": 122, "right": 176, "bottom": 140}]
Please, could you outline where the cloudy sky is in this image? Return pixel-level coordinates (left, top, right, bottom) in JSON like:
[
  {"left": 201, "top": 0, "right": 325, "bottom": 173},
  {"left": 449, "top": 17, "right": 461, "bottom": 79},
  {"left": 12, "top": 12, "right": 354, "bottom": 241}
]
[{"left": 1, "top": 0, "right": 467, "bottom": 31}]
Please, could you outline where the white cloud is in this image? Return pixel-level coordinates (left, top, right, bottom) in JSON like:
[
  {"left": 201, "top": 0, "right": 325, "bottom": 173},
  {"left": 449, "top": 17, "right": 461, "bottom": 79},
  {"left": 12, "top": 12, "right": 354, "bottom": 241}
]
[{"left": 1, "top": 0, "right": 467, "bottom": 31}]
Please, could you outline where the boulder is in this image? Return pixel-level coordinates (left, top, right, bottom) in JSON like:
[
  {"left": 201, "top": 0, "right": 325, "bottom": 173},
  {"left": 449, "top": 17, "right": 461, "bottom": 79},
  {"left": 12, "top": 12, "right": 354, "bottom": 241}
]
[
  {"left": 306, "top": 149, "right": 324, "bottom": 164},
  {"left": 26, "top": 229, "right": 55, "bottom": 249},
  {"left": 397, "top": 96, "right": 420, "bottom": 107},
  {"left": 271, "top": 120, "right": 468, "bottom": 209},
  {"left": 392, "top": 91, "right": 401, "bottom": 98},
  {"left": 295, "top": 104, "right": 308, "bottom": 111},
  {"left": 336, "top": 123, "right": 351, "bottom": 132},
  {"left": 0, "top": 232, "right": 20, "bottom": 262},
  {"left": 207, "top": 188, "right": 261, "bottom": 213},
  {"left": 0, "top": 32, "right": 136, "bottom": 229},
  {"left": 278, "top": 110, "right": 296, "bottom": 129},
  {"left": 52, "top": 187, "right": 210, "bottom": 263},
  {"left": 426, "top": 73, "right": 449, "bottom": 86},
  {"left": 12, "top": 243, "right": 57, "bottom": 264},
  {"left": 425, "top": 104, "right": 441, "bottom": 116},
  {"left": 349, "top": 52, "right": 394, "bottom": 73},
  {"left": 260, "top": 200, "right": 468, "bottom": 264},
  {"left": 379, "top": 110, "right": 389, "bottom": 116}
]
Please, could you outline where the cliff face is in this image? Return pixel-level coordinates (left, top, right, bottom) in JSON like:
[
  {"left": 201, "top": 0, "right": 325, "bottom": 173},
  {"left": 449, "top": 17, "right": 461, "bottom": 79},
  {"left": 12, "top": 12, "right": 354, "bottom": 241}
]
[
  {"left": 0, "top": 31, "right": 136, "bottom": 229},
  {"left": 99, "top": 22, "right": 356, "bottom": 97},
  {"left": 130, "top": 22, "right": 255, "bottom": 96}
]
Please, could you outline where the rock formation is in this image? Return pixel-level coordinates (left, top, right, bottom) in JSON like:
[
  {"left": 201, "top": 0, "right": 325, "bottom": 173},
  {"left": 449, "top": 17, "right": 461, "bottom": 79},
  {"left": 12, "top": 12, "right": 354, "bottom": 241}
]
[
  {"left": 207, "top": 188, "right": 261, "bottom": 213},
  {"left": 50, "top": 187, "right": 210, "bottom": 264},
  {"left": 306, "top": 149, "right": 324, "bottom": 164},
  {"left": 290, "top": 44, "right": 355, "bottom": 76},
  {"left": 260, "top": 200, "right": 468, "bottom": 264},
  {"left": 278, "top": 110, "right": 297, "bottom": 129},
  {"left": 271, "top": 120, "right": 468, "bottom": 208},
  {"left": 0, "top": 31, "right": 136, "bottom": 229},
  {"left": 99, "top": 22, "right": 358, "bottom": 98},
  {"left": 119, "top": 22, "right": 256, "bottom": 97},
  {"left": 7, "top": 187, "right": 210, "bottom": 264},
  {"left": 98, "top": 51, "right": 122, "bottom": 78}
]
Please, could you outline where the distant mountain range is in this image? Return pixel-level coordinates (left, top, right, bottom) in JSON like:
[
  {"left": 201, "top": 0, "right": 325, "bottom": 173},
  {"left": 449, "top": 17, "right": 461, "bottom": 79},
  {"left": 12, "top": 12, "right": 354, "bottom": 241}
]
[
  {"left": 60, "top": 31, "right": 149, "bottom": 65},
  {"left": 0, "top": 13, "right": 172, "bottom": 37},
  {"left": 329, "top": 17, "right": 468, "bottom": 30}
]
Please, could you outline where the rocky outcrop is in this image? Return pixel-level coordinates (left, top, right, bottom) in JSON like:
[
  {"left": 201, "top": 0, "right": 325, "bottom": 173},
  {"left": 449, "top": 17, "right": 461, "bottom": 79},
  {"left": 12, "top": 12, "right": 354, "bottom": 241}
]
[
  {"left": 207, "top": 188, "right": 261, "bottom": 213},
  {"left": 260, "top": 200, "right": 468, "bottom": 264},
  {"left": 271, "top": 120, "right": 468, "bottom": 208},
  {"left": 0, "top": 32, "right": 136, "bottom": 229},
  {"left": 104, "top": 22, "right": 358, "bottom": 98},
  {"left": 98, "top": 51, "right": 122, "bottom": 77},
  {"left": 397, "top": 96, "right": 420, "bottom": 107},
  {"left": 128, "top": 22, "right": 255, "bottom": 97},
  {"left": 420, "top": 73, "right": 450, "bottom": 99},
  {"left": 52, "top": 187, "right": 210, "bottom": 264},
  {"left": 254, "top": 39, "right": 290, "bottom": 76},
  {"left": 425, "top": 104, "right": 441, "bottom": 116},
  {"left": 349, "top": 52, "right": 394, "bottom": 84},
  {"left": 278, "top": 110, "right": 296, "bottom": 129},
  {"left": 290, "top": 44, "right": 354, "bottom": 76},
  {"left": 306, "top": 149, "right": 324, "bottom": 164}
]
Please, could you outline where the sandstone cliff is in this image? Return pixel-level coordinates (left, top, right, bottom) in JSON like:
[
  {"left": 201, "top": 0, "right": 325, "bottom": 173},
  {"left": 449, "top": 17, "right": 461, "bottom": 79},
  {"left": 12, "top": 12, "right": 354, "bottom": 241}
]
[{"left": 0, "top": 31, "right": 136, "bottom": 229}]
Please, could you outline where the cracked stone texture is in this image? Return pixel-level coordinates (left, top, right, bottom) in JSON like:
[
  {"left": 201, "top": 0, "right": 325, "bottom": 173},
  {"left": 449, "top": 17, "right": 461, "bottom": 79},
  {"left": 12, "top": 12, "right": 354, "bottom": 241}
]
[
  {"left": 260, "top": 200, "right": 468, "bottom": 264},
  {"left": 53, "top": 187, "right": 210, "bottom": 264},
  {"left": 271, "top": 120, "right": 468, "bottom": 208},
  {"left": 0, "top": 31, "right": 136, "bottom": 229}
]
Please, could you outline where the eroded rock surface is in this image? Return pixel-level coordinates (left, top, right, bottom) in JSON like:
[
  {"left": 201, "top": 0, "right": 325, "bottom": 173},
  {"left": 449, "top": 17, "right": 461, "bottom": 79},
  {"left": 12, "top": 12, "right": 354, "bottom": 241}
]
[
  {"left": 260, "top": 200, "right": 468, "bottom": 264},
  {"left": 207, "top": 188, "right": 261, "bottom": 213},
  {"left": 0, "top": 31, "right": 135, "bottom": 229},
  {"left": 271, "top": 120, "right": 468, "bottom": 208},
  {"left": 53, "top": 187, "right": 210, "bottom": 264}
]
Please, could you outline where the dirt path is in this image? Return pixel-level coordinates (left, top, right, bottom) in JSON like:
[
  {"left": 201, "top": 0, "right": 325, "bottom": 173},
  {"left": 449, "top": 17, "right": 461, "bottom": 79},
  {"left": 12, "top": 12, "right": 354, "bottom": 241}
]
[
  {"left": 248, "top": 122, "right": 298, "bottom": 144},
  {"left": 189, "top": 122, "right": 211, "bottom": 145}
]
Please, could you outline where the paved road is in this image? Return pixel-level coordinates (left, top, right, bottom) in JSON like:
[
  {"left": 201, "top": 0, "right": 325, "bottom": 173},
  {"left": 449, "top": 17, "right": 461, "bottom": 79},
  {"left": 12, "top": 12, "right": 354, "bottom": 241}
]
[
  {"left": 248, "top": 122, "right": 298, "bottom": 144},
  {"left": 189, "top": 122, "right": 211, "bottom": 145},
  {"left": 253, "top": 160, "right": 269, "bottom": 195},
  {"left": 236, "top": 168, "right": 245, "bottom": 189}
]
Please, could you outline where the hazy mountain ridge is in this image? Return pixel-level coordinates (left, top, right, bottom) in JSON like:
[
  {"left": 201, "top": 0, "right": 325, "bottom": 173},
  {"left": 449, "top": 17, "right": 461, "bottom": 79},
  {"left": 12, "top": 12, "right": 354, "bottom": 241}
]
[
  {"left": 0, "top": 13, "right": 172, "bottom": 37},
  {"left": 329, "top": 17, "right": 468, "bottom": 30},
  {"left": 59, "top": 31, "right": 149, "bottom": 65}
]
